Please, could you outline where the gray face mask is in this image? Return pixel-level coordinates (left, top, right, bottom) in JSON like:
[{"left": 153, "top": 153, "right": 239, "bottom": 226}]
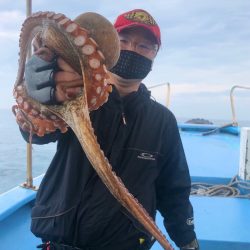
[{"left": 110, "top": 50, "right": 152, "bottom": 80}]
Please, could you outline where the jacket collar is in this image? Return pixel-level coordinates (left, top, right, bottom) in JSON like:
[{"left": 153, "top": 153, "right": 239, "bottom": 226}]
[{"left": 108, "top": 83, "right": 151, "bottom": 108}]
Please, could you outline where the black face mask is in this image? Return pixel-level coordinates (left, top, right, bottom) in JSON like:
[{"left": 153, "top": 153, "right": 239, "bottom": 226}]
[{"left": 110, "top": 50, "right": 152, "bottom": 80}]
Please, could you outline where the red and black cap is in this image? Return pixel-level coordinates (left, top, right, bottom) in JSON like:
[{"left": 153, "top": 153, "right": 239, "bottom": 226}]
[{"left": 114, "top": 9, "right": 161, "bottom": 46}]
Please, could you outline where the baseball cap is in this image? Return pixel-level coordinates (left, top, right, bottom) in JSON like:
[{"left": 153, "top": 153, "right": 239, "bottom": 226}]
[{"left": 114, "top": 9, "right": 161, "bottom": 46}]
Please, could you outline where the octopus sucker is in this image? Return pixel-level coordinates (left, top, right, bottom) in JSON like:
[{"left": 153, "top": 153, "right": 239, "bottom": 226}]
[
  {"left": 94, "top": 73, "right": 102, "bottom": 82},
  {"left": 16, "top": 85, "right": 23, "bottom": 91},
  {"left": 65, "top": 22, "right": 78, "bottom": 33},
  {"left": 74, "top": 35, "right": 87, "bottom": 46},
  {"left": 89, "top": 58, "right": 101, "bottom": 69},
  {"left": 17, "top": 96, "right": 23, "bottom": 104},
  {"left": 96, "top": 86, "right": 102, "bottom": 94},
  {"left": 47, "top": 12, "right": 55, "bottom": 18},
  {"left": 58, "top": 18, "right": 70, "bottom": 26},
  {"left": 81, "top": 44, "right": 95, "bottom": 56},
  {"left": 23, "top": 101, "right": 30, "bottom": 111},
  {"left": 12, "top": 11, "right": 173, "bottom": 250},
  {"left": 49, "top": 115, "right": 58, "bottom": 120},
  {"left": 31, "top": 109, "right": 39, "bottom": 116},
  {"left": 32, "top": 11, "right": 42, "bottom": 17},
  {"left": 90, "top": 96, "right": 97, "bottom": 105},
  {"left": 52, "top": 13, "right": 65, "bottom": 20}
]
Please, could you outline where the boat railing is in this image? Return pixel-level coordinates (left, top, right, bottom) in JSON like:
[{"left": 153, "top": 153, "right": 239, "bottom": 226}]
[
  {"left": 230, "top": 85, "right": 250, "bottom": 126},
  {"left": 201, "top": 84, "right": 250, "bottom": 136},
  {"left": 21, "top": 82, "right": 250, "bottom": 188},
  {"left": 148, "top": 82, "right": 171, "bottom": 107}
]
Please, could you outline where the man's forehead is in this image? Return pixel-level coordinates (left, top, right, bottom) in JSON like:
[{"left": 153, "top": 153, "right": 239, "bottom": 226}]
[{"left": 119, "top": 26, "right": 158, "bottom": 44}]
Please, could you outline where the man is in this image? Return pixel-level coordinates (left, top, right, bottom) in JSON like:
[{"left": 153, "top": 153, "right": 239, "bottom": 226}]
[{"left": 20, "top": 9, "right": 199, "bottom": 250}]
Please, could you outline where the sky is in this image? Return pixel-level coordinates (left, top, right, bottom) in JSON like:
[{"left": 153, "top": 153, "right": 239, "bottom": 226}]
[{"left": 0, "top": 0, "right": 250, "bottom": 123}]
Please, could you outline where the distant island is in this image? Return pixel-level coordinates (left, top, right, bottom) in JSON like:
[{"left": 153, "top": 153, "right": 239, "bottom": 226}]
[{"left": 185, "top": 118, "right": 213, "bottom": 125}]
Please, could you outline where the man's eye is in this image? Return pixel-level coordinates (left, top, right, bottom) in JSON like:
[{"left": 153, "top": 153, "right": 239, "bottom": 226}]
[
  {"left": 120, "top": 39, "right": 129, "bottom": 44},
  {"left": 138, "top": 44, "right": 150, "bottom": 50}
]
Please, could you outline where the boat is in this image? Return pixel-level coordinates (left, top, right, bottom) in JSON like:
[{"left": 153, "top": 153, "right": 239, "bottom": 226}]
[{"left": 1, "top": 2, "right": 250, "bottom": 249}]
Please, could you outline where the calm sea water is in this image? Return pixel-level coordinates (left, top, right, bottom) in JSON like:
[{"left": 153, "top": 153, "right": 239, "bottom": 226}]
[
  {"left": 0, "top": 108, "right": 249, "bottom": 194},
  {"left": 0, "top": 109, "right": 56, "bottom": 194}
]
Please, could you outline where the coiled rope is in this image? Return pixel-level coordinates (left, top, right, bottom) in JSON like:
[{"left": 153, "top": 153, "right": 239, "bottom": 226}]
[{"left": 191, "top": 175, "right": 250, "bottom": 198}]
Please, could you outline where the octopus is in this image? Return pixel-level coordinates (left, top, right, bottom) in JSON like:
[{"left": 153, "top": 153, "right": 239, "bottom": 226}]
[{"left": 12, "top": 11, "right": 173, "bottom": 250}]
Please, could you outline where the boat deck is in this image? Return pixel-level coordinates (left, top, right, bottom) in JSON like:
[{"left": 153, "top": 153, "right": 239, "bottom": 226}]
[
  {"left": 183, "top": 132, "right": 239, "bottom": 182},
  {"left": 180, "top": 124, "right": 240, "bottom": 183},
  {"left": 154, "top": 196, "right": 250, "bottom": 249}
]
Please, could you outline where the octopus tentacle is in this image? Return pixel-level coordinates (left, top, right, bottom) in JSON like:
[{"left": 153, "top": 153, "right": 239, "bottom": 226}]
[{"left": 13, "top": 11, "right": 173, "bottom": 250}]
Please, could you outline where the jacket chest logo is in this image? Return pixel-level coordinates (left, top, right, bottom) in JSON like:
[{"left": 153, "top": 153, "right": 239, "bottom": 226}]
[{"left": 137, "top": 152, "right": 156, "bottom": 161}]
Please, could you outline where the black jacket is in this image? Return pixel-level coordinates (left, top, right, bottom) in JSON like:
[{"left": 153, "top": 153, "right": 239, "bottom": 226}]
[{"left": 21, "top": 84, "right": 196, "bottom": 248}]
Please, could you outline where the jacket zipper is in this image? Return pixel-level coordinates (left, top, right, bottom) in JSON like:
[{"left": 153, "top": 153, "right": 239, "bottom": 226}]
[{"left": 122, "top": 112, "right": 127, "bottom": 125}]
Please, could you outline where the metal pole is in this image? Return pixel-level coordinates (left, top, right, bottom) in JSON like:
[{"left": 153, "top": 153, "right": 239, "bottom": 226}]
[
  {"left": 24, "top": 0, "right": 35, "bottom": 189},
  {"left": 148, "top": 82, "right": 171, "bottom": 108},
  {"left": 26, "top": 0, "right": 32, "bottom": 16},
  {"left": 26, "top": 0, "right": 32, "bottom": 57},
  {"left": 230, "top": 85, "right": 238, "bottom": 126},
  {"left": 166, "top": 83, "right": 170, "bottom": 108},
  {"left": 230, "top": 85, "right": 250, "bottom": 127}
]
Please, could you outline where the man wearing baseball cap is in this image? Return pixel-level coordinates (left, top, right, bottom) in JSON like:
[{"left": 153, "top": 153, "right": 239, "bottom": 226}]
[
  {"left": 108, "top": 9, "right": 199, "bottom": 250},
  {"left": 109, "top": 9, "right": 161, "bottom": 93},
  {"left": 21, "top": 9, "right": 199, "bottom": 250}
]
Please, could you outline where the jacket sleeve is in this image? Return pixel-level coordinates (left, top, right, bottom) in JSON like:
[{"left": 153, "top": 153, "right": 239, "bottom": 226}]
[
  {"left": 19, "top": 127, "right": 63, "bottom": 145},
  {"left": 156, "top": 112, "right": 197, "bottom": 247}
]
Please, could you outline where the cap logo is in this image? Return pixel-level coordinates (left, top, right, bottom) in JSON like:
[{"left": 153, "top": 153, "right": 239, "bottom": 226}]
[{"left": 124, "top": 11, "right": 157, "bottom": 26}]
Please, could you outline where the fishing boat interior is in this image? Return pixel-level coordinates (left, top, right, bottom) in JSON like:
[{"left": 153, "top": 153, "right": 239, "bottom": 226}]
[
  {"left": 0, "top": 82, "right": 250, "bottom": 250},
  {"left": 0, "top": 1, "right": 250, "bottom": 249}
]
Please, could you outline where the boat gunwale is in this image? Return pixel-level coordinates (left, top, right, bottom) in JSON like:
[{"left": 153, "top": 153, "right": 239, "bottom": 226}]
[{"left": 0, "top": 175, "right": 43, "bottom": 222}]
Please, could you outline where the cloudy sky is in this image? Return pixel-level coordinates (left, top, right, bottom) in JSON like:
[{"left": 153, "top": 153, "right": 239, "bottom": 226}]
[{"left": 0, "top": 0, "right": 249, "bottom": 122}]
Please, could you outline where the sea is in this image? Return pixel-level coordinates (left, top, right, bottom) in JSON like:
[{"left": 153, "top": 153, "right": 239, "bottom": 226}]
[
  {"left": 0, "top": 108, "right": 250, "bottom": 194},
  {"left": 0, "top": 109, "right": 56, "bottom": 194}
]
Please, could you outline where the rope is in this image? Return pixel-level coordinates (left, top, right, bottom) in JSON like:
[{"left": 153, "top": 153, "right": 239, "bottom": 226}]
[{"left": 191, "top": 175, "right": 250, "bottom": 198}]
